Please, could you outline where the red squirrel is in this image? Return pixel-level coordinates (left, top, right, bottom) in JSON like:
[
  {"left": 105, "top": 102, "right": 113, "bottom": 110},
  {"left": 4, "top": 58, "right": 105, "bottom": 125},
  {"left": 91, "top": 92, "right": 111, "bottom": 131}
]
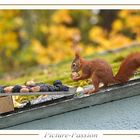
[
  {"left": 71, "top": 51, "right": 140, "bottom": 94},
  {"left": 70, "top": 35, "right": 140, "bottom": 94}
]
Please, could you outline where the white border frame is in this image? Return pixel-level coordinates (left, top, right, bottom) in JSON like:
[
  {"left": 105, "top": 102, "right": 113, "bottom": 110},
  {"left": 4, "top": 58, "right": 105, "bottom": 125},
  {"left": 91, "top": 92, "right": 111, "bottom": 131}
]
[
  {"left": 0, "top": 5, "right": 140, "bottom": 9},
  {"left": 0, "top": 0, "right": 140, "bottom": 5}
]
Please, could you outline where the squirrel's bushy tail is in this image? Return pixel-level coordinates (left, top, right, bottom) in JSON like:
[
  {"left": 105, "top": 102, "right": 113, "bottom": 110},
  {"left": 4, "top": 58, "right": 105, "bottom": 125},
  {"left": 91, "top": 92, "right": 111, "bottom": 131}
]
[{"left": 115, "top": 52, "right": 140, "bottom": 83}]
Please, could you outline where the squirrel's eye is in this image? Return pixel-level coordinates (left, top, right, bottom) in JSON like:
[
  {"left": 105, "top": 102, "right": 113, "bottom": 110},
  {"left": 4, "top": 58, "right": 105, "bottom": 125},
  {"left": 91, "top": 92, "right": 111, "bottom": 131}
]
[{"left": 73, "top": 63, "right": 76, "bottom": 67}]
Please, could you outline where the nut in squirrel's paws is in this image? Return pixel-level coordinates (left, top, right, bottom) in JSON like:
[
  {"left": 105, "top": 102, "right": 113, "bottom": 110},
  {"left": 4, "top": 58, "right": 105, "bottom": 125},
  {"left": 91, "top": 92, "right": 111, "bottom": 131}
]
[{"left": 71, "top": 72, "right": 79, "bottom": 80}]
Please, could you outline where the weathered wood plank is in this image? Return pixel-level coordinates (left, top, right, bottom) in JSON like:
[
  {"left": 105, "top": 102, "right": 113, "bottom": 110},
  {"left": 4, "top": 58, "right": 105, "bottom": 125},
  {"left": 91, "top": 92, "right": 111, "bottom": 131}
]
[{"left": 0, "top": 88, "right": 75, "bottom": 96}]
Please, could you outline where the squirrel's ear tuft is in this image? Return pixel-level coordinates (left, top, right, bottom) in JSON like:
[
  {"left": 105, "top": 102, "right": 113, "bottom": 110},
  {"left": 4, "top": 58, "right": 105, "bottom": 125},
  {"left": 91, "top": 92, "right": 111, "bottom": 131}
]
[{"left": 75, "top": 51, "right": 80, "bottom": 59}]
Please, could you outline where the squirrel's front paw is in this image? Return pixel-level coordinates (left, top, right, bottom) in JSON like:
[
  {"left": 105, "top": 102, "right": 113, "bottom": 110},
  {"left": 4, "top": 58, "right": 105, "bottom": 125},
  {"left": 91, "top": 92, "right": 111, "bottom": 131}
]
[
  {"left": 72, "top": 76, "right": 79, "bottom": 81},
  {"left": 71, "top": 72, "right": 79, "bottom": 81}
]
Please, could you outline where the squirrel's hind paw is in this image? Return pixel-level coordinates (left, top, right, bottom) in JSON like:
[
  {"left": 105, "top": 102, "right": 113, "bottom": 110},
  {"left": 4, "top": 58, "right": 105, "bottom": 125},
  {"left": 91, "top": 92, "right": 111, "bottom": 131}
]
[{"left": 84, "top": 89, "right": 99, "bottom": 94}]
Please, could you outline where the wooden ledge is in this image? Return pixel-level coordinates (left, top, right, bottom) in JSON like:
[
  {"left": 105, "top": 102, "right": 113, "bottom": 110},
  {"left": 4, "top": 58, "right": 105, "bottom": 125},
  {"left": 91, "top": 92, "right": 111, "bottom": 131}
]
[{"left": 0, "top": 78, "right": 140, "bottom": 129}]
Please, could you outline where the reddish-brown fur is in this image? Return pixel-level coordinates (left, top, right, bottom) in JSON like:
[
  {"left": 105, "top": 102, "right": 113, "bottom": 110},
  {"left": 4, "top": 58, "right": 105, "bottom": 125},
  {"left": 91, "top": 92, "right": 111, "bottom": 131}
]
[
  {"left": 71, "top": 52, "right": 140, "bottom": 94},
  {"left": 115, "top": 53, "right": 140, "bottom": 83}
]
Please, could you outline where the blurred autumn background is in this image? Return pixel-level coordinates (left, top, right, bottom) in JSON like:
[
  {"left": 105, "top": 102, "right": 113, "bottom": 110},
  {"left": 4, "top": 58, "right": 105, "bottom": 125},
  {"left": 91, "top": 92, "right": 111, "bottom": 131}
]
[{"left": 0, "top": 10, "right": 140, "bottom": 86}]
